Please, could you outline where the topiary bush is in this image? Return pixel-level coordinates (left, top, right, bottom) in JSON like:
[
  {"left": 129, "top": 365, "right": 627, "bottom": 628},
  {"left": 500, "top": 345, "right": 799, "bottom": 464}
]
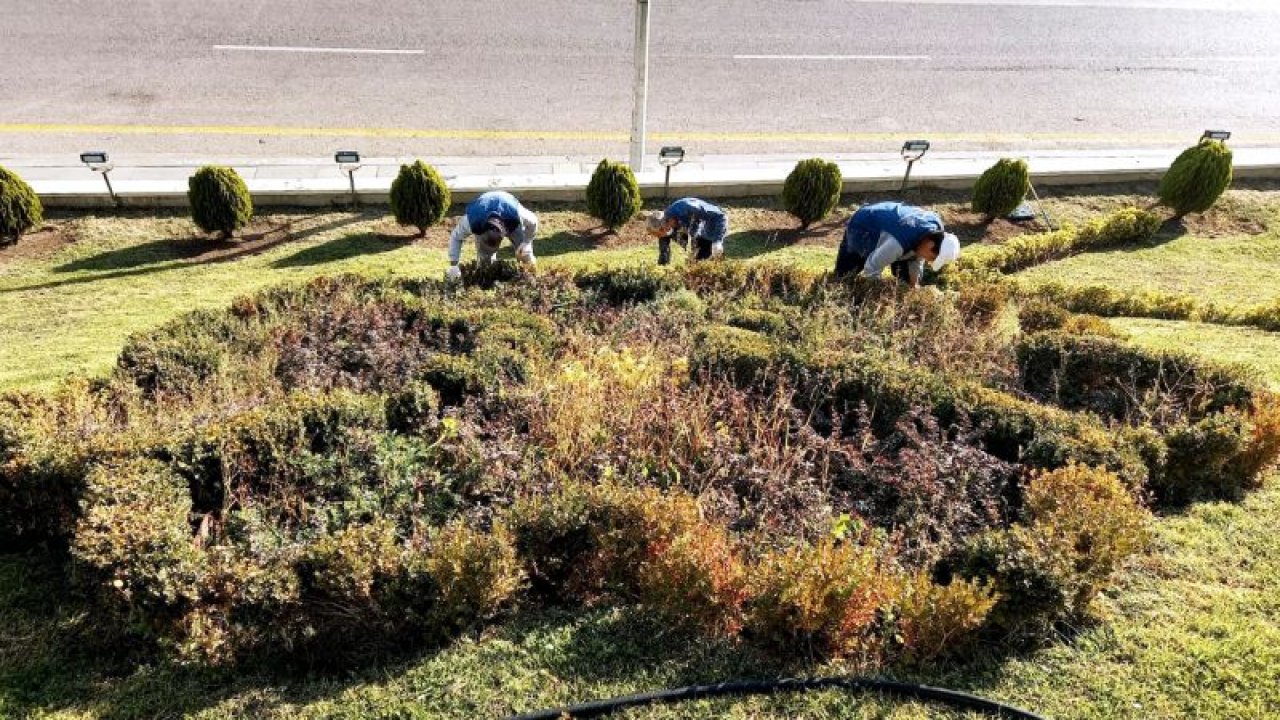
[
  {"left": 389, "top": 160, "right": 451, "bottom": 236},
  {"left": 187, "top": 166, "right": 252, "bottom": 239},
  {"left": 971, "top": 158, "right": 1030, "bottom": 220},
  {"left": 0, "top": 165, "right": 43, "bottom": 245},
  {"left": 1159, "top": 139, "right": 1233, "bottom": 218},
  {"left": 782, "top": 158, "right": 842, "bottom": 228},
  {"left": 585, "top": 159, "right": 642, "bottom": 231}
]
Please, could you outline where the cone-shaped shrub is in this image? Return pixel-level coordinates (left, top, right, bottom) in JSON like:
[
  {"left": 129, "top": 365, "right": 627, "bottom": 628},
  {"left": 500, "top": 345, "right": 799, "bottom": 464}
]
[
  {"left": 782, "top": 158, "right": 842, "bottom": 228},
  {"left": 187, "top": 165, "right": 252, "bottom": 239},
  {"left": 585, "top": 159, "right": 642, "bottom": 230},
  {"left": 1158, "top": 139, "right": 1233, "bottom": 217},
  {"left": 971, "top": 158, "right": 1030, "bottom": 220},
  {"left": 0, "top": 165, "right": 44, "bottom": 245},
  {"left": 390, "top": 160, "right": 451, "bottom": 236}
]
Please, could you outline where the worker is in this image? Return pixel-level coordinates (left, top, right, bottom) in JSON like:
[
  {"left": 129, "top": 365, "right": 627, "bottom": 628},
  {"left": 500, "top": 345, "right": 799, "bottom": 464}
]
[
  {"left": 446, "top": 191, "right": 538, "bottom": 281},
  {"left": 644, "top": 198, "right": 728, "bottom": 266},
  {"left": 834, "top": 201, "right": 960, "bottom": 286}
]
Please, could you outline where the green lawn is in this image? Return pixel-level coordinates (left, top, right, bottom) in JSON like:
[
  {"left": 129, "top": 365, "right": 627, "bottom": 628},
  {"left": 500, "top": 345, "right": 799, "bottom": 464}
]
[{"left": 3, "top": 189, "right": 1280, "bottom": 719}]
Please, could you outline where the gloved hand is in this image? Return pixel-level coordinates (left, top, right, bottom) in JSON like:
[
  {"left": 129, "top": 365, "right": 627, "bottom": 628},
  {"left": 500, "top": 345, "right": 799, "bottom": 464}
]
[
  {"left": 445, "top": 264, "right": 462, "bottom": 282},
  {"left": 711, "top": 241, "right": 724, "bottom": 258},
  {"left": 516, "top": 243, "right": 536, "bottom": 265}
]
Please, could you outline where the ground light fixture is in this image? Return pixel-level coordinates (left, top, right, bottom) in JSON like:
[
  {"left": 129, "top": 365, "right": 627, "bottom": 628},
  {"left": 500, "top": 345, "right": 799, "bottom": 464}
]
[
  {"left": 658, "top": 146, "right": 685, "bottom": 199},
  {"left": 335, "top": 151, "right": 361, "bottom": 207},
  {"left": 1201, "top": 130, "right": 1231, "bottom": 142},
  {"left": 80, "top": 151, "right": 118, "bottom": 207},
  {"left": 900, "top": 140, "right": 930, "bottom": 192}
]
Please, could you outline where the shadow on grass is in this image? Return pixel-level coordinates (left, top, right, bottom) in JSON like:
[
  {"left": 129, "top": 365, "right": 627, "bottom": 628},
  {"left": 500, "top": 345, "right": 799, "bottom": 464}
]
[{"left": 270, "top": 232, "right": 413, "bottom": 269}]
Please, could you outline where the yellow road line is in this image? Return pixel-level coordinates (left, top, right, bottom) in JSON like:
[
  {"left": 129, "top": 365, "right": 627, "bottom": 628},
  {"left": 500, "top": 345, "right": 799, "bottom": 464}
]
[{"left": 2, "top": 122, "right": 1279, "bottom": 144}]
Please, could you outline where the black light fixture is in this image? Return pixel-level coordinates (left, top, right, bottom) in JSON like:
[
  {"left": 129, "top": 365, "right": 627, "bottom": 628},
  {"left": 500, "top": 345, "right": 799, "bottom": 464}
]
[
  {"left": 80, "top": 151, "right": 118, "bottom": 206},
  {"left": 335, "top": 151, "right": 362, "bottom": 207},
  {"left": 900, "top": 140, "right": 930, "bottom": 192},
  {"left": 658, "top": 146, "right": 685, "bottom": 200},
  {"left": 1201, "top": 130, "right": 1231, "bottom": 142}
]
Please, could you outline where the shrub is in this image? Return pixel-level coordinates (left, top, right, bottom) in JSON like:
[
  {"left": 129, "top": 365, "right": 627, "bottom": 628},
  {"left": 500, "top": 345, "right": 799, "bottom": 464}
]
[
  {"left": 187, "top": 166, "right": 252, "bottom": 239},
  {"left": 949, "top": 207, "right": 1160, "bottom": 277},
  {"left": 460, "top": 258, "right": 524, "bottom": 288},
  {"left": 782, "top": 158, "right": 842, "bottom": 227},
  {"left": 689, "top": 325, "right": 779, "bottom": 388},
  {"left": 958, "top": 465, "right": 1148, "bottom": 630},
  {"left": 1159, "top": 139, "right": 1233, "bottom": 217},
  {"left": 892, "top": 572, "right": 998, "bottom": 665},
  {"left": 747, "top": 538, "right": 888, "bottom": 657},
  {"left": 637, "top": 522, "right": 749, "bottom": 637},
  {"left": 385, "top": 381, "right": 441, "bottom": 434},
  {"left": 116, "top": 311, "right": 229, "bottom": 397},
  {"left": 955, "top": 282, "right": 1010, "bottom": 329},
  {"left": 575, "top": 265, "right": 680, "bottom": 306},
  {"left": 1018, "top": 299, "right": 1069, "bottom": 334},
  {"left": 423, "top": 520, "right": 523, "bottom": 632},
  {"left": 585, "top": 159, "right": 643, "bottom": 230},
  {"left": 420, "top": 354, "right": 487, "bottom": 406},
  {"left": 0, "top": 165, "right": 43, "bottom": 244},
  {"left": 71, "top": 459, "right": 205, "bottom": 620},
  {"left": 389, "top": 160, "right": 451, "bottom": 236},
  {"left": 297, "top": 519, "right": 404, "bottom": 603},
  {"left": 1158, "top": 410, "right": 1254, "bottom": 504},
  {"left": 971, "top": 158, "right": 1030, "bottom": 220},
  {"left": 1237, "top": 393, "right": 1280, "bottom": 482}
]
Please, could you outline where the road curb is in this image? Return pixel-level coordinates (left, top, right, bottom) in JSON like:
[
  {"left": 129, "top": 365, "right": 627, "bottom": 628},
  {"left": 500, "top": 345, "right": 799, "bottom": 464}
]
[{"left": 19, "top": 149, "right": 1280, "bottom": 209}]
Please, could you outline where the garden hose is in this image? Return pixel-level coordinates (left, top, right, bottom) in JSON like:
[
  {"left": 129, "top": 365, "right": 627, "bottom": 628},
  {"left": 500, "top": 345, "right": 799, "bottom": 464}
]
[{"left": 505, "top": 676, "right": 1048, "bottom": 720}]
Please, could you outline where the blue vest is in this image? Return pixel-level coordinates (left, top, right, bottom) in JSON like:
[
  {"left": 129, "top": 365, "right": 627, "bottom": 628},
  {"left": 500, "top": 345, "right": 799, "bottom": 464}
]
[
  {"left": 466, "top": 191, "right": 522, "bottom": 233},
  {"left": 665, "top": 197, "right": 725, "bottom": 229},
  {"left": 844, "top": 202, "right": 944, "bottom": 258}
]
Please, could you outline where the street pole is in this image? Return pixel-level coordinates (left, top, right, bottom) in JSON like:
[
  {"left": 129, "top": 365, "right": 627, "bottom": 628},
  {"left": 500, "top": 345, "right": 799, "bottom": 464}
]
[{"left": 629, "top": 0, "right": 651, "bottom": 172}]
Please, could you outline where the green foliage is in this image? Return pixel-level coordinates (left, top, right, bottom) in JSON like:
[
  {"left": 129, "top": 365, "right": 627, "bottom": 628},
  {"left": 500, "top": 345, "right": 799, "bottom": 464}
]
[
  {"left": 1018, "top": 298, "right": 1070, "bottom": 334},
  {"left": 116, "top": 310, "right": 230, "bottom": 397},
  {"left": 949, "top": 207, "right": 1162, "bottom": 277},
  {"left": 585, "top": 159, "right": 642, "bottom": 230},
  {"left": 420, "top": 354, "right": 486, "bottom": 406},
  {"left": 574, "top": 265, "right": 680, "bottom": 305},
  {"left": 725, "top": 308, "right": 788, "bottom": 336},
  {"left": 187, "top": 166, "right": 252, "bottom": 238},
  {"left": 782, "top": 158, "right": 842, "bottom": 227},
  {"left": 689, "top": 325, "right": 780, "bottom": 387},
  {"left": 955, "top": 281, "right": 1010, "bottom": 328},
  {"left": 891, "top": 572, "right": 998, "bottom": 665},
  {"left": 0, "top": 165, "right": 43, "bottom": 244},
  {"left": 1159, "top": 140, "right": 1233, "bottom": 217},
  {"left": 385, "top": 380, "right": 440, "bottom": 434},
  {"left": 423, "top": 520, "right": 523, "bottom": 632},
  {"left": 971, "top": 158, "right": 1030, "bottom": 220},
  {"left": 389, "top": 160, "right": 451, "bottom": 235},
  {"left": 0, "top": 391, "right": 94, "bottom": 550}
]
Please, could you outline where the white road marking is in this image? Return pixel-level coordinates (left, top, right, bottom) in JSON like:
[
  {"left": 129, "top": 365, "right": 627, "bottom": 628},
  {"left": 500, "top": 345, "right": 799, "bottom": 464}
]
[
  {"left": 733, "top": 54, "right": 931, "bottom": 60},
  {"left": 213, "top": 45, "right": 425, "bottom": 55}
]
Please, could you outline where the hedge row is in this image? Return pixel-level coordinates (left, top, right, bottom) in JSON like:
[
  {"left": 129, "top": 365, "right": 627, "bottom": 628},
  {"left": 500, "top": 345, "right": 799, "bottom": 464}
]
[{"left": 1019, "top": 281, "right": 1280, "bottom": 333}]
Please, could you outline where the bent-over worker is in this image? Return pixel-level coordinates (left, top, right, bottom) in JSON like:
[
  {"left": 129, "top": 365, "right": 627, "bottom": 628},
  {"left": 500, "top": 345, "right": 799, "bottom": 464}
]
[
  {"left": 645, "top": 197, "right": 728, "bottom": 266},
  {"left": 446, "top": 191, "right": 538, "bottom": 281},
  {"left": 835, "top": 201, "right": 960, "bottom": 286}
]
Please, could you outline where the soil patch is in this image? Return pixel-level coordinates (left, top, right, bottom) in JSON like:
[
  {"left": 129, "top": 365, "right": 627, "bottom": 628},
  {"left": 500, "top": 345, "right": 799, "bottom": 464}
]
[
  {"left": 940, "top": 209, "right": 1046, "bottom": 246},
  {"left": 1177, "top": 208, "right": 1270, "bottom": 238},
  {"left": 0, "top": 227, "right": 74, "bottom": 265}
]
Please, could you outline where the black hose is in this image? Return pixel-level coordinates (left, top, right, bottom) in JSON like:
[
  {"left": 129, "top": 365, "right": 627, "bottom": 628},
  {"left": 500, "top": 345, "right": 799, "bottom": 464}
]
[{"left": 505, "top": 676, "right": 1047, "bottom": 720}]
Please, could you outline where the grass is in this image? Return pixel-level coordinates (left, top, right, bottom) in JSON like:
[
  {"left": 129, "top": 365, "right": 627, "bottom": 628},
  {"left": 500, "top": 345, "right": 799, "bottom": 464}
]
[{"left": 3, "top": 185, "right": 1280, "bottom": 719}]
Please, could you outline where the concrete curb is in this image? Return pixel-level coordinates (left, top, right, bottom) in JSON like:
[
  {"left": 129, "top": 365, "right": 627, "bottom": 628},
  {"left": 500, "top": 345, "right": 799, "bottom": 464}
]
[{"left": 12, "top": 148, "right": 1280, "bottom": 209}]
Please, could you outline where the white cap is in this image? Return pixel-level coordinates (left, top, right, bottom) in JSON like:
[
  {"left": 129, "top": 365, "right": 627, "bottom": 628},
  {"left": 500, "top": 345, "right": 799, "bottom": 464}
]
[{"left": 931, "top": 232, "right": 960, "bottom": 271}]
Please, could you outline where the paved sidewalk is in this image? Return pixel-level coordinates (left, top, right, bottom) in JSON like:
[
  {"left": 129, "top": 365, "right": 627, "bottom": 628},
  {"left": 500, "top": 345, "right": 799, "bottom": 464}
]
[{"left": 6, "top": 148, "right": 1280, "bottom": 208}]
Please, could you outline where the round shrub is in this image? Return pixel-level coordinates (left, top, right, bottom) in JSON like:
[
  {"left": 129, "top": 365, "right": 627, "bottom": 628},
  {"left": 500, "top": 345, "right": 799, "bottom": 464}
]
[
  {"left": 1159, "top": 139, "right": 1233, "bottom": 217},
  {"left": 971, "top": 158, "right": 1030, "bottom": 220},
  {"left": 782, "top": 158, "right": 842, "bottom": 228},
  {"left": 585, "top": 159, "right": 642, "bottom": 231},
  {"left": 689, "top": 325, "right": 780, "bottom": 388},
  {"left": 0, "top": 165, "right": 43, "bottom": 245},
  {"left": 389, "top": 160, "right": 451, "bottom": 236},
  {"left": 187, "top": 165, "right": 252, "bottom": 239}
]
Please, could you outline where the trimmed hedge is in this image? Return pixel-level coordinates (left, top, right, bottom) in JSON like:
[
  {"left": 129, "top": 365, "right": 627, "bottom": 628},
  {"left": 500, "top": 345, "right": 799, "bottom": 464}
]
[
  {"left": 0, "top": 165, "right": 43, "bottom": 244},
  {"left": 782, "top": 158, "right": 842, "bottom": 227},
  {"left": 585, "top": 159, "right": 642, "bottom": 230},
  {"left": 971, "top": 158, "right": 1030, "bottom": 220},
  {"left": 187, "top": 166, "right": 252, "bottom": 239},
  {"left": 389, "top": 160, "right": 451, "bottom": 236},
  {"left": 1159, "top": 139, "right": 1233, "bottom": 217}
]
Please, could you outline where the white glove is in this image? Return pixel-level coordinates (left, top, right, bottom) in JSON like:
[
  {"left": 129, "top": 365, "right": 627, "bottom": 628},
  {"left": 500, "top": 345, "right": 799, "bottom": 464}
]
[
  {"left": 711, "top": 241, "right": 724, "bottom": 258},
  {"left": 516, "top": 243, "right": 536, "bottom": 265},
  {"left": 446, "top": 265, "right": 462, "bottom": 282}
]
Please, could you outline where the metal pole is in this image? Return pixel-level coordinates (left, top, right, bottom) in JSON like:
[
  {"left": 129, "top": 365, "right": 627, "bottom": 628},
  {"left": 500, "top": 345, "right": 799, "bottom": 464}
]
[
  {"left": 900, "top": 160, "right": 916, "bottom": 193},
  {"left": 347, "top": 170, "right": 358, "bottom": 207},
  {"left": 101, "top": 171, "right": 119, "bottom": 207},
  {"left": 663, "top": 166, "right": 671, "bottom": 199},
  {"left": 629, "top": 0, "right": 651, "bottom": 172}
]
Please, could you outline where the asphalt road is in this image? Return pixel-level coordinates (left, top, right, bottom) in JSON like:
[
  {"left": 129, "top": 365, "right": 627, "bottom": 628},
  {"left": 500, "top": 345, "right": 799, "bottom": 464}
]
[{"left": 2, "top": 0, "right": 1279, "bottom": 159}]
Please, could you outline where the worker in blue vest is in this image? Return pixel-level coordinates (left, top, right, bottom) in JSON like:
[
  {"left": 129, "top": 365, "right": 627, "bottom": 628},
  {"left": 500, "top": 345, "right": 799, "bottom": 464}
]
[
  {"left": 835, "top": 201, "right": 960, "bottom": 286},
  {"left": 446, "top": 191, "right": 538, "bottom": 281},
  {"left": 645, "top": 198, "right": 728, "bottom": 265}
]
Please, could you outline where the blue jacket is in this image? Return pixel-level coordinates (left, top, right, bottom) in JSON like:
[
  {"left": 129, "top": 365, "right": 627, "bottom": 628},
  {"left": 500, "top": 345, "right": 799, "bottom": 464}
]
[
  {"left": 664, "top": 198, "right": 726, "bottom": 232},
  {"left": 465, "top": 191, "right": 524, "bottom": 232},
  {"left": 843, "top": 202, "right": 944, "bottom": 258}
]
